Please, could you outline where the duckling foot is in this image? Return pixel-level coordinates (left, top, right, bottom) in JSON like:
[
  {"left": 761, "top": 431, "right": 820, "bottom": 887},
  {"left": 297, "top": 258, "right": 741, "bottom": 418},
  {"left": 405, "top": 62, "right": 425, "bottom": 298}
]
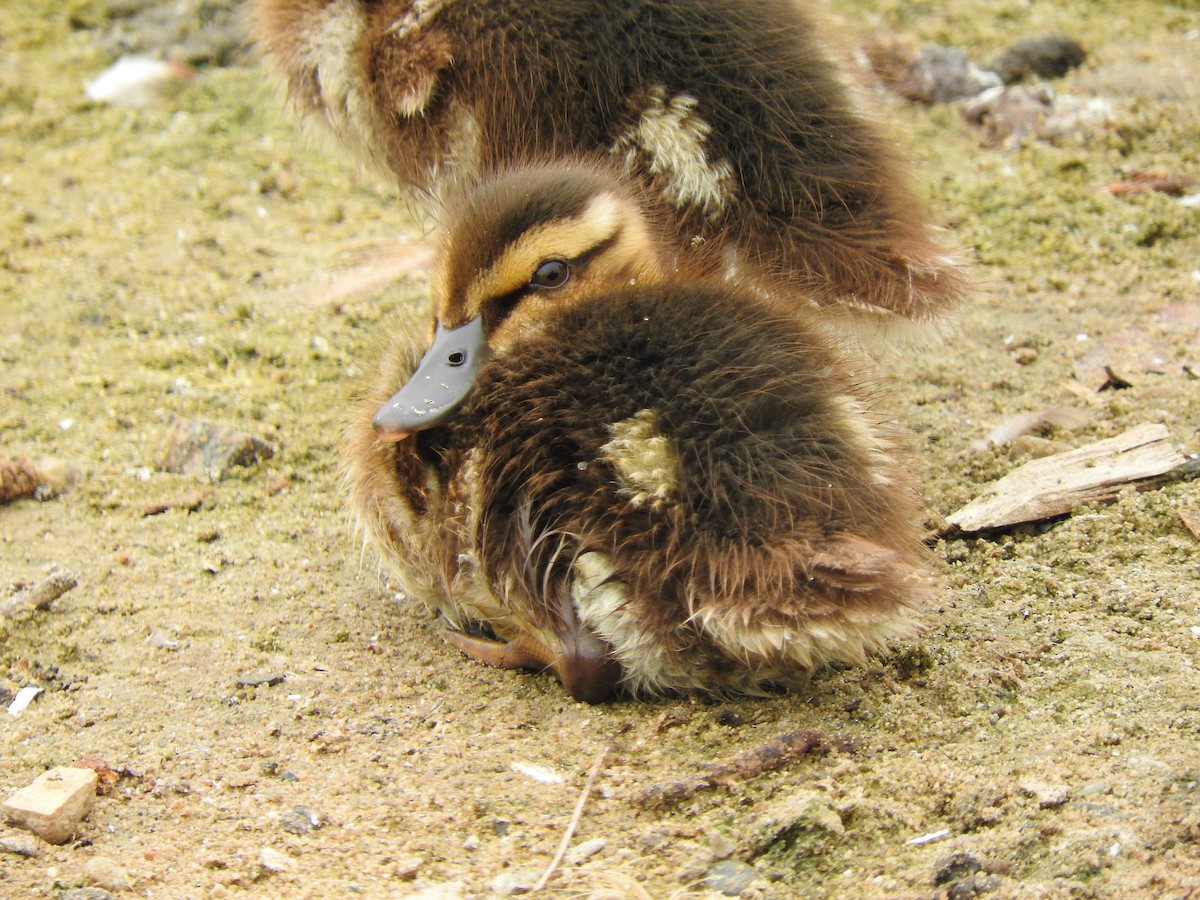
[{"left": 443, "top": 629, "right": 621, "bottom": 704}]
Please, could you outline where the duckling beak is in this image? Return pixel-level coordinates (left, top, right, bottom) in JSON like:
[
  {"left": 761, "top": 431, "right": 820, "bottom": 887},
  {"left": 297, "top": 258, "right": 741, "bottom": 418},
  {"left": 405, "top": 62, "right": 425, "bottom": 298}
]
[{"left": 373, "top": 317, "right": 488, "bottom": 441}]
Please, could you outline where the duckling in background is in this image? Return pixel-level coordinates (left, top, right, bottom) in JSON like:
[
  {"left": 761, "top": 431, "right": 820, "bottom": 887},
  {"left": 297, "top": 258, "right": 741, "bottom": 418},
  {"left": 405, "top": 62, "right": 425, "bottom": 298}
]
[
  {"left": 344, "top": 163, "right": 931, "bottom": 701},
  {"left": 253, "top": 0, "right": 968, "bottom": 332}
]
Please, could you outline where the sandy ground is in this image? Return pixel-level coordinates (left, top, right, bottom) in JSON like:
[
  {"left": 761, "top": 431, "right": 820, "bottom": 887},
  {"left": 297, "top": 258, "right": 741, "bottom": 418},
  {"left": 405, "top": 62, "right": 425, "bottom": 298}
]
[{"left": 2, "top": 1, "right": 1199, "bottom": 897}]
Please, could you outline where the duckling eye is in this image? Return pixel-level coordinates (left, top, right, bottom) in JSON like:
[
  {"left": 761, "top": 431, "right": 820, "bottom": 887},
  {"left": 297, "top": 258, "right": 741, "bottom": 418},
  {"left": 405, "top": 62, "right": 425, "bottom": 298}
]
[{"left": 530, "top": 259, "right": 569, "bottom": 289}]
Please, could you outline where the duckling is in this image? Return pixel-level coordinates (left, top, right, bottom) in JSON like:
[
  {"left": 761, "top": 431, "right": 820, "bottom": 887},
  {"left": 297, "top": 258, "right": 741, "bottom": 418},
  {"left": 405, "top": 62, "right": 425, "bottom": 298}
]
[
  {"left": 344, "top": 162, "right": 931, "bottom": 701},
  {"left": 253, "top": 0, "right": 967, "bottom": 331}
]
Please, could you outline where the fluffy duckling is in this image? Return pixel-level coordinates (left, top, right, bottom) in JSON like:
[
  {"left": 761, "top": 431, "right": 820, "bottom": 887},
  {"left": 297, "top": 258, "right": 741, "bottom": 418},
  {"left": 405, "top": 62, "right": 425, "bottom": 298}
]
[
  {"left": 344, "top": 162, "right": 931, "bottom": 702},
  {"left": 253, "top": 0, "right": 967, "bottom": 330}
]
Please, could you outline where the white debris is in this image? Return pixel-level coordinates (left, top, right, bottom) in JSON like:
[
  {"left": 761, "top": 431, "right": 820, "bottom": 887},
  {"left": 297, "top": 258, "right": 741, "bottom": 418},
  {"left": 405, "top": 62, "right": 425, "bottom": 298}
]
[
  {"left": 510, "top": 761, "right": 564, "bottom": 784},
  {"left": 906, "top": 829, "right": 951, "bottom": 845},
  {"left": 7, "top": 686, "right": 42, "bottom": 716},
  {"left": 85, "top": 56, "right": 194, "bottom": 108}
]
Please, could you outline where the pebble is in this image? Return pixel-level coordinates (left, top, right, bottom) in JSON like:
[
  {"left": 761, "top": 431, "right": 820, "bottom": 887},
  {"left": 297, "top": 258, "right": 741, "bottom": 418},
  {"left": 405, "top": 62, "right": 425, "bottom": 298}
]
[
  {"left": 900, "top": 46, "right": 1002, "bottom": 104},
  {"left": 934, "top": 851, "right": 982, "bottom": 885},
  {"left": 60, "top": 890, "right": 116, "bottom": 900},
  {"left": 990, "top": 36, "right": 1087, "bottom": 84},
  {"left": 279, "top": 805, "right": 322, "bottom": 835},
  {"left": 947, "top": 874, "right": 1004, "bottom": 899},
  {"left": 259, "top": 847, "right": 295, "bottom": 872},
  {"left": 0, "top": 832, "right": 41, "bottom": 857},
  {"left": 83, "top": 856, "right": 133, "bottom": 892},
  {"left": 564, "top": 837, "right": 607, "bottom": 865},
  {"left": 488, "top": 867, "right": 541, "bottom": 895},
  {"left": 703, "top": 859, "right": 761, "bottom": 896},
  {"left": 160, "top": 418, "right": 274, "bottom": 481},
  {"left": 1019, "top": 780, "right": 1071, "bottom": 809},
  {"left": 746, "top": 790, "right": 844, "bottom": 858},
  {"left": 1, "top": 767, "right": 98, "bottom": 845}
]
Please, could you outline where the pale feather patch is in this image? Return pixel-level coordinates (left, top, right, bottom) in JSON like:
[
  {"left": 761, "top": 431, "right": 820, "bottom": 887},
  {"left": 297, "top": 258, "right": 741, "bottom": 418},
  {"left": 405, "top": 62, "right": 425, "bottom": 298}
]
[
  {"left": 386, "top": 0, "right": 452, "bottom": 40},
  {"left": 571, "top": 552, "right": 674, "bottom": 691},
  {"left": 299, "top": 0, "right": 389, "bottom": 172},
  {"left": 827, "top": 394, "right": 894, "bottom": 487},
  {"left": 695, "top": 603, "right": 919, "bottom": 671},
  {"left": 613, "top": 87, "right": 735, "bottom": 217},
  {"left": 599, "top": 410, "right": 678, "bottom": 510}
]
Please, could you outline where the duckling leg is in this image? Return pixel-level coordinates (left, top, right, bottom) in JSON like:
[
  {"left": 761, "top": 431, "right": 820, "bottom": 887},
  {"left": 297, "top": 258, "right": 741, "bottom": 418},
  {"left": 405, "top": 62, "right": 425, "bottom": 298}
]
[
  {"left": 443, "top": 629, "right": 552, "bottom": 670},
  {"left": 443, "top": 629, "right": 622, "bottom": 704}
]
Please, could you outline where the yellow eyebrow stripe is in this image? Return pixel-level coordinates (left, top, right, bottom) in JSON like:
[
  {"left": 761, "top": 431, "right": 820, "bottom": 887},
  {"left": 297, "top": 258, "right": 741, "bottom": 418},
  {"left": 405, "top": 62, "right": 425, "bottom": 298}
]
[{"left": 465, "top": 193, "right": 622, "bottom": 314}]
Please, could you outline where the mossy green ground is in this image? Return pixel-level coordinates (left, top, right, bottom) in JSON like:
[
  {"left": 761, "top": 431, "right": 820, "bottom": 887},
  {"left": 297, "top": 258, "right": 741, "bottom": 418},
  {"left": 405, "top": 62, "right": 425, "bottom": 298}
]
[{"left": 2, "top": 2, "right": 1198, "bottom": 897}]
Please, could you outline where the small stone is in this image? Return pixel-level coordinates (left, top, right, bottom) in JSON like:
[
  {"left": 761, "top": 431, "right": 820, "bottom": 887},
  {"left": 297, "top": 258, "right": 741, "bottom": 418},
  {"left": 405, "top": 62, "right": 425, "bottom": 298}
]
[
  {"left": 934, "top": 851, "right": 982, "bottom": 885},
  {"left": 0, "top": 832, "right": 41, "bottom": 857},
  {"left": 708, "top": 833, "right": 737, "bottom": 861},
  {"left": 746, "top": 790, "right": 844, "bottom": 858},
  {"left": 1013, "top": 347, "right": 1038, "bottom": 366},
  {"left": 489, "top": 868, "right": 540, "bottom": 895},
  {"left": 1018, "top": 780, "right": 1070, "bottom": 809},
  {"left": 947, "top": 873, "right": 1004, "bottom": 899},
  {"left": 703, "top": 859, "right": 761, "bottom": 896},
  {"left": 1, "top": 767, "right": 98, "bottom": 844},
  {"left": 238, "top": 673, "right": 286, "bottom": 689},
  {"left": 259, "top": 847, "right": 295, "bottom": 872},
  {"left": 83, "top": 856, "right": 132, "bottom": 892},
  {"left": 160, "top": 418, "right": 274, "bottom": 481},
  {"left": 990, "top": 36, "right": 1087, "bottom": 84},
  {"left": 392, "top": 854, "right": 423, "bottom": 881},
  {"left": 60, "top": 889, "right": 116, "bottom": 900},
  {"left": 564, "top": 837, "right": 607, "bottom": 865},
  {"left": 279, "top": 805, "right": 322, "bottom": 834},
  {"left": 899, "top": 45, "right": 1002, "bottom": 104}
]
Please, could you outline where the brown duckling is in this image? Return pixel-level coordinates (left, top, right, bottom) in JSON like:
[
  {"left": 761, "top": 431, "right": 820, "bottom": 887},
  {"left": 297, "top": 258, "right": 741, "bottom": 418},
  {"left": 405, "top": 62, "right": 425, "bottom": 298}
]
[
  {"left": 344, "top": 162, "right": 931, "bottom": 701},
  {"left": 253, "top": 0, "right": 967, "bottom": 331}
]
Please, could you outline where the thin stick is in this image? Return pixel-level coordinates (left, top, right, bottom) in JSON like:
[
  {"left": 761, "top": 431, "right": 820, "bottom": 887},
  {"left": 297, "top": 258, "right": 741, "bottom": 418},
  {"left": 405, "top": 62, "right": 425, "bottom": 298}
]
[{"left": 532, "top": 724, "right": 628, "bottom": 894}]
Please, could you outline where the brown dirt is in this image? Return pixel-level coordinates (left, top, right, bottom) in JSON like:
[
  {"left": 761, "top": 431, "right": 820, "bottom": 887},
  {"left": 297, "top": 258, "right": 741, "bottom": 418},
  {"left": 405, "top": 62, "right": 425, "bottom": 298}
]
[{"left": 2, "top": 1, "right": 1199, "bottom": 898}]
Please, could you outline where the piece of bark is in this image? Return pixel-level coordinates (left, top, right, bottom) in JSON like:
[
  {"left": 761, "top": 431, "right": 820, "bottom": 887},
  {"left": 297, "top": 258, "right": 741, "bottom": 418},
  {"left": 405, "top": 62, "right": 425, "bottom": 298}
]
[
  {"left": 946, "top": 423, "right": 1189, "bottom": 534},
  {"left": 1, "top": 767, "right": 98, "bottom": 845},
  {"left": 0, "top": 567, "right": 78, "bottom": 620},
  {"left": 633, "top": 730, "right": 848, "bottom": 808}
]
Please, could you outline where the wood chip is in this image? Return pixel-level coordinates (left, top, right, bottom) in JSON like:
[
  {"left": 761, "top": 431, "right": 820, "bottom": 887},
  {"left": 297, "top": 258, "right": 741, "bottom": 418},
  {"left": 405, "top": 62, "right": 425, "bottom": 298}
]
[
  {"left": 1179, "top": 508, "right": 1200, "bottom": 541},
  {"left": 946, "top": 423, "right": 1190, "bottom": 534}
]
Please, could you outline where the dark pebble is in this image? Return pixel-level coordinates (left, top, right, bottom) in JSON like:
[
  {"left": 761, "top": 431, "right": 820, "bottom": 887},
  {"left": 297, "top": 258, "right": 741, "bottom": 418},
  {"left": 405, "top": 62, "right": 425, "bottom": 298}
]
[
  {"left": 934, "top": 851, "right": 982, "bottom": 886},
  {"left": 990, "top": 37, "right": 1087, "bottom": 84},
  {"left": 236, "top": 673, "right": 286, "bottom": 688}
]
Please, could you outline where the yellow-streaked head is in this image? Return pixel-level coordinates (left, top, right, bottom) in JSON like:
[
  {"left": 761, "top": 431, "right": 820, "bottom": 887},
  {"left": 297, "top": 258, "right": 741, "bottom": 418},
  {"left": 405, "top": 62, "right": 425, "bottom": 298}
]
[{"left": 374, "top": 163, "right": 668, "bottom": 440}]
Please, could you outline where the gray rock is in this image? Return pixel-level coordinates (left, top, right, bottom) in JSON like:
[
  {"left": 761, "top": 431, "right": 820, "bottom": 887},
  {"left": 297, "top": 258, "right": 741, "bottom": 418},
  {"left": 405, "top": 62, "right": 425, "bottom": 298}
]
[
  {"left": 279, "top": 805, "right": 323, "bottom": 835},
  {"left": 83, "top": 856, "right": 133, "bottom": 892},
  {"left": 160, "top": 418, "right": 274, "bottom": 481},
  {"left": 488, "top": 867, "right": 541, "bottom": 895},
  {"left": 947, "top": 874, "right": 1004, "bottom": 899},
  {"left": 60, "top": 890, "right": 116, "bottom": 900},
  {"left": 901, "top": 46, "right": 1003, "bottom": 104},
  {"left": 934, "top": 851, "right": 982, "bottom": 885},
  {"left": 704, "top": 859, "right": 761, "bottom": 896},
  {"left": 0, "top": 832, "right": 41, "bottom": 857},
  {"left": 990, "top": 37, "right": 1087, "bottom": 84}
]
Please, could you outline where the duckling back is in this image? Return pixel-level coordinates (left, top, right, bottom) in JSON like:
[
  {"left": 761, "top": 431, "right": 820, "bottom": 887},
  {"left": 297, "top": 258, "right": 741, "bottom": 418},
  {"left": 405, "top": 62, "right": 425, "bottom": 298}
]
[
  {"left": 347, "top": 281, "right": 930, "bottom": 699},
  {"left": 254, "top": 0, "right": 967, "bottom": 328}
]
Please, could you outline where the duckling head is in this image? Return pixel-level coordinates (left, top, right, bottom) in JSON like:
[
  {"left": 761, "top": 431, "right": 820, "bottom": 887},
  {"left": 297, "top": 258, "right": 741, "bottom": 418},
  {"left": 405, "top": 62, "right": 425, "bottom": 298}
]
[{"left": 373, "top": 163, "right": 668, "bottom": 440}]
